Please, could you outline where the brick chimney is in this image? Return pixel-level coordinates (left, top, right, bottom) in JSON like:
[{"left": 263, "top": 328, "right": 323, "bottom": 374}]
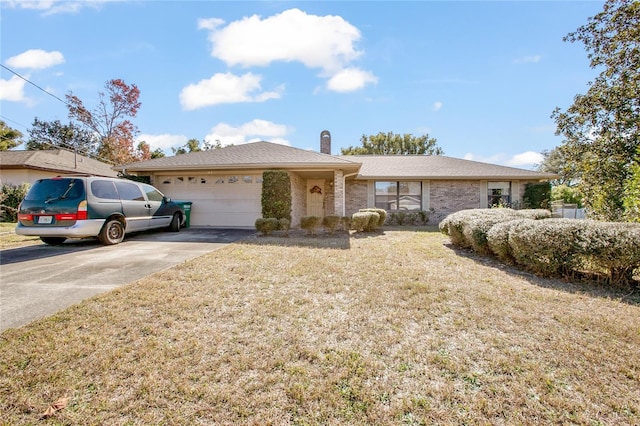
[{"left": 320, "top": 130, "right": 331, "bottom": 154}]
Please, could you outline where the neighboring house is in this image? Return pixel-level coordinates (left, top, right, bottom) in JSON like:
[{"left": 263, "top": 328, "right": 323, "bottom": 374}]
[
  {"left": 116, "top": 134, "right": 556, "bottom": 227},
  {"left": 0, "top": 149, "right": 118, "bottom": 187}
]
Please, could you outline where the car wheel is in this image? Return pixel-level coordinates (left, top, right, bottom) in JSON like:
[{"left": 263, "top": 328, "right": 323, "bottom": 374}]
[
  {"left": 40, "top": 237, "right": 66, "bottom": 245},
  {"left": 98, "top": 219, "right": 125, "bottom": 245},
  {"left": 167, "top": 213, "right": 181, "bottom": 232}
]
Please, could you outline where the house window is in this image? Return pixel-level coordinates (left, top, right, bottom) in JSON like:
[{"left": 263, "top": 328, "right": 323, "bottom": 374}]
[
  {"left": 242, "top": 176, "right": 253, "bottom": 183},
  {"left": 375, "top": 181, "right": 422, "bottom": 211},
  {"left": 187, "top": 176, "right": 197, "bottom": 183},
  {"left": 488, "top": 181, "right": 511, "bottom": 207},
  {"left": 228, "top": 176, "right": 238, "bottom": 184}
]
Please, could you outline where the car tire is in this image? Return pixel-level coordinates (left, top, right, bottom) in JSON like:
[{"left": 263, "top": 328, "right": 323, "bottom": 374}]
[
  {"left": 98, "top": 219, "right": 125, "bottom": 245},
  {"left": 167, "top": 213, "right": 181, "bottom": 232},
  {"left": 40, "top": 237, "right": 66, "bottom": 245}
]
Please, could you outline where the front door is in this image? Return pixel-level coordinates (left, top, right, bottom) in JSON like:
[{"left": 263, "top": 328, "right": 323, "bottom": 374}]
[{"left": 306, "top": 179, "right": 325, "bottom": 217}]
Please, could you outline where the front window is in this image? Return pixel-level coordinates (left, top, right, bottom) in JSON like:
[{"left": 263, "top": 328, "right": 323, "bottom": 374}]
[
  {"left": 488, "top": 181, "right": 511, "bottom": 207},
  {"left": 375, "top": 181, "right": 422, "bottom": 211}
]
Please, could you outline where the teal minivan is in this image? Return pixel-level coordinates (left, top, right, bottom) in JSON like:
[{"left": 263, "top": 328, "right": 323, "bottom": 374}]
[{"left": 16, "top": 176, "right": 185, "bottom": 245}]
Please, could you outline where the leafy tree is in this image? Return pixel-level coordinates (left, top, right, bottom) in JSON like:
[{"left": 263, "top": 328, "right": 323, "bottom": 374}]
[
  {"left": 551, "top": 0, "right": 639, "bottom": 221},
  {"left": 150, "top": 148, "right": 166, "bottom": 159},
  {"left": 551, "top": 184, "right": 584, "bottom": 208},
  {"left": 537, "top": 146, "right": 579, "bottom": 186},
  {"left": 341, "top": 131, "right": 443, "bottom": 155},
  {"left": 66, "top": 79, "right": 151, "bottom": 165},
  {"left": 623, "top": 148, "right": 640, "bottom": 221},
  {"left": 0, "top": 121, "right": 23, "bottom": 150},
  {"left": 26, "top": 118, "right": 100, "bottom": 156},
  {"left": 172, "top": 138, "right": 224, "bottom": 155}
]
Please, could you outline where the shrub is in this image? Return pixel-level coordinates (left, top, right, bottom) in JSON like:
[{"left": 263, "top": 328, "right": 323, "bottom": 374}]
[
  {"left": 387, "top": 210, "right": 430, "bottom": 226},
  {"left": 440, "top": 208, "right": 551, "bottom": 251},
  {"left": 359, "top": 208, "right": 386, "bottom": 227},
  {"left": 486, "top": 219, "right": 526, "bottom": 264},
  {"left": 261, "top": 170, "right": 291, "bottom": 221},
  {"left": 321, "top": 215, "right": 342, "bottom": 233},
  {"left": 278, "top": 218, "right": 290, "bottom": 236},
  {"left": 340, "top": 216, "right": 352, "bottom": 232},
  {"left": 1, "top": 183, "right": 30, "bottom": 222},
  {"left": 508, "top": 219, "right": 584, "bottom": 277},
  {"left": 300, "top": 216, "right": 321, "bottom": 235},
  {"left": 351, "top": 212, "right": 370, "bottom": 232},
  {"left": 576, "top": 221, "right": 640, "bottom": 285},
  {"left": 255, "top": 218, "right": 279, "bottom": 236}
]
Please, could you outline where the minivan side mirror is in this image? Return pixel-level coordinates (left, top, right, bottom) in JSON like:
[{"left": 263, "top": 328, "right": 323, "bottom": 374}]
[{"left": 163, "top": 196, "right": 171, "bottom": 203}]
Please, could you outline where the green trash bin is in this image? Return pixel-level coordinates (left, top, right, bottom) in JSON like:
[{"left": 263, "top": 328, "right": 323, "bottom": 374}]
[{"left": 174, "top": 201, "right": 192, "bottom": 228}]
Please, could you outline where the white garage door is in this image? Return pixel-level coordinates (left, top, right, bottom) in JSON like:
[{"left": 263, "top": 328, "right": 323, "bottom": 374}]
[{"left": 157, "top": 174, "right": 262, "bottom": 227}]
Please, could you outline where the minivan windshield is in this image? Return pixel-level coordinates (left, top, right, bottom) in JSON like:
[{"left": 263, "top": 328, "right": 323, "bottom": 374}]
[{"left": 25, "top": 178, "right": 84, "bottom": 202}]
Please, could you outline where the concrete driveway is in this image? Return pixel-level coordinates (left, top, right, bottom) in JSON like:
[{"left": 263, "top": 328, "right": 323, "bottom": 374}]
[{"left": 0, "top": 228, "right": 255, "bottom": 332}]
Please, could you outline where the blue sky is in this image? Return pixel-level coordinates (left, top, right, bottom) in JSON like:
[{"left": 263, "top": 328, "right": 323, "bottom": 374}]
[{"left": 1, "top": 0, "right": 604, "bottom": 168}]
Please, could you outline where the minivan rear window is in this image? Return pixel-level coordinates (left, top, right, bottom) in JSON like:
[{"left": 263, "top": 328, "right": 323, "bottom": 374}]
[{"left": 24, "top": 178, "right": 84, "bottom": 201}]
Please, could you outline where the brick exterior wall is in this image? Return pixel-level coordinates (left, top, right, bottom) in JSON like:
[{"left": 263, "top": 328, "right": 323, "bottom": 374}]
[
  {"left": 345, "top": 180, "right": 368, "bottom": 216},
  {"left": 429, "top": 180, "right": 482, "bottom": 223}
]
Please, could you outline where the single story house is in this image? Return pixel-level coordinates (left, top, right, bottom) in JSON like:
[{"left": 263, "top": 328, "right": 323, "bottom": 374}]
[
  {"left": 116, "top": 134, "right": 555, "bottom": 227},
  {"left": 0, "top": 149, "right": 118, "bottom": 187}
]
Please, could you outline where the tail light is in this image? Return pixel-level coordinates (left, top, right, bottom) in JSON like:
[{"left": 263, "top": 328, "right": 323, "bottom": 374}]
[{"left": 76, "top": 200, "right": 88, "bottom": 220}]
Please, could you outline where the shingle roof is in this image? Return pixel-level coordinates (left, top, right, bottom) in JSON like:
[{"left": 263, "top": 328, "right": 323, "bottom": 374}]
[
  {"left": 114, "top": 141, "right": 555, "bottom": 181},
  {"left": 347, "top": 155, "right": 556, "bottom": 180},
  {"left": 117, "top": 141, "right": 361, "bottom": 172},
  {"left": 0, "top": 149, "right": 118, "bottom": 177}
]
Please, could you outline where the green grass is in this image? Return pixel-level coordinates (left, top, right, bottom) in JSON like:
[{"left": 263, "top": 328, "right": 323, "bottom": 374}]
[{"left": 1, "top": 228, "right": 639, "bottom": 424}]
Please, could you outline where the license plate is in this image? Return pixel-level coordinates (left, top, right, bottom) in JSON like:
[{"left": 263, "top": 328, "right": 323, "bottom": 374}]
[{"left": 38, "top": 216, "right": 53, "bottom": 224}]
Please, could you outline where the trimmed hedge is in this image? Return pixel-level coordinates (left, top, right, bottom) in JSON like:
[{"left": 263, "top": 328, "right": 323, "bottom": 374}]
[
  {"left": 321, "top": 215, "right": 342, "bottom": 234},
  {"left": 255, "top": 218, "right": 279, "bottom": 236},
  {"left": 441, "top": 208, "right": 640, "bottom": 286},
  {"left": 352, "top": 211, "right": 380, "bottom": 232},
  {"left": 359, "top": 208, "right": 386, "bottom": 227},
  {"left": 300, "top": 216, "right": 321, "bottom": 235}
]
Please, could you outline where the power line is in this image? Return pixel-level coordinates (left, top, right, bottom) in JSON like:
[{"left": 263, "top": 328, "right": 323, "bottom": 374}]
[{"left": 1, "top": 64, "right": 69, "bottom": 107}]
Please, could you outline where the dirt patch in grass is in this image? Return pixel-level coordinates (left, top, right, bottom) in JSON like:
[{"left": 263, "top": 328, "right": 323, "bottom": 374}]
[{"left": 1, "top": 228, "right": 639, "bottom": 424}]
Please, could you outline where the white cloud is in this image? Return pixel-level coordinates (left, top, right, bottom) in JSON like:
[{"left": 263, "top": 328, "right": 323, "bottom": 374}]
[
  {"left": 179, "top": 72, "right": 283, "bottom": 110},
  {"left": 326, "top": 68, "right": 377, "bottom": 92},
  {"left": 505, "top": 151, "right": 544, "bottom": 167},
  {"left": 137, "top": 133, "right": 188, "bottom": 153},
  {"left": 204, "top": 8, "right": 363, "bottom": 73},
  {"left": 204, "top": 119, "right": 291, "bottom": 146},
  {"left": 0, "top": 75, "right": 28, "bottom": 102},
  {"left": 5, "top": 49, "right": 65, "bottom": 70},
  {"left": 514, "top": 55, "right": 541, "bottom": 64},
  {"left": 432, "top": 101, "right": 443, "bottom": 111}
]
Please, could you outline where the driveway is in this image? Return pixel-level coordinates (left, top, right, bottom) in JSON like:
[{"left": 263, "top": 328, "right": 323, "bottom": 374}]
[{"left": 0, "top": 228, "right": 255, "bottom": 332}]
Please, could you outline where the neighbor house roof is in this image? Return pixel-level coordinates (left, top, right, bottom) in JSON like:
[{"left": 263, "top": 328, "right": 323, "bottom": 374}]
[
  {"left": 116, "top": 141, "right": 361, "bottom": 172},
  {"left": 0, "top": 149, "right": 118, "bottom": 177},
  {"left": 347, "top": 155, "right": 556, "bottom": 180}
]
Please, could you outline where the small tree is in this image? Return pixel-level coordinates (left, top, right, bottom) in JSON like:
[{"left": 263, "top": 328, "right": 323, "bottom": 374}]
[
  {"left": 341, "top": 131, "right": 443, "bottom": 155},
  {"left": 523, "top": 182, "right": 551, "bottom": 209},
  {"left": 261, "top": 170, "right": 291, "bottom": 221},
  {"left": 1, "top": 183, "right": 30, "bottom": 222}
]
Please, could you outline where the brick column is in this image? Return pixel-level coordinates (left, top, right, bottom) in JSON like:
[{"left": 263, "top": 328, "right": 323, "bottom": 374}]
[{"left": 333, "top": 170, "right": 344, "bottom": 216}]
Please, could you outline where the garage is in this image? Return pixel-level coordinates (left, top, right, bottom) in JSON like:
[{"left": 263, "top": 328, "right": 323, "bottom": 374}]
[{"left": 157, "top": 173, "right": 263, "bottom": 227}]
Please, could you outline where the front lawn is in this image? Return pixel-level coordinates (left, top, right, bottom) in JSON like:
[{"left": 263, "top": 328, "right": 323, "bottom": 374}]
[
  {"left": 0, "top": 222, "right": 40, "bottom": 249},
  {"left": 1, "top": 228, "right": 638, "bottom": 424}
]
